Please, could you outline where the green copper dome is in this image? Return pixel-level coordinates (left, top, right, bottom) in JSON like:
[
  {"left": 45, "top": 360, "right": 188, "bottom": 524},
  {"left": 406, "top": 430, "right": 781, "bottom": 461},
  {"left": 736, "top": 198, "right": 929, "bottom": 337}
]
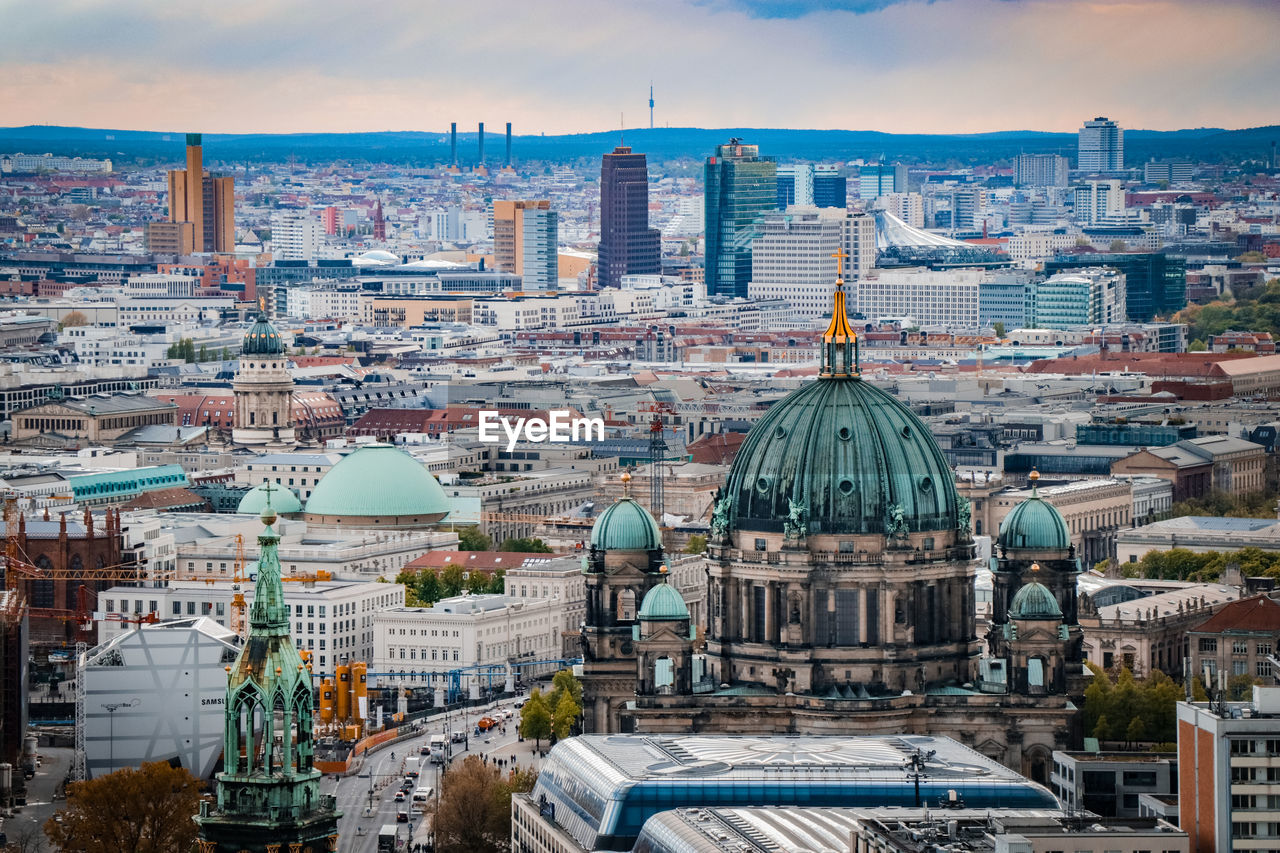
[
  {"left": 723, "top": 378, "right": 960, "bottom": 536},
  {"left": 305, "top": 444, "right": 450, "bottom": 522},
  {"left": 242, "top": 314, "right": 285, "bottom": 356},
  {"left": 999, "top": 489, "right": 1070, "bottom": 551},
  {"left": 1009, "top": 580, "right": 1063, "bottom": 621},
  {"left": 638, "top": 577, "right": 689, "bottom": 621},
  {"left": 237, "top": 482, "right": 303, "bottom": 516},
  {"left": 590, "top": 496, "right": 662, "bottom": 551}
]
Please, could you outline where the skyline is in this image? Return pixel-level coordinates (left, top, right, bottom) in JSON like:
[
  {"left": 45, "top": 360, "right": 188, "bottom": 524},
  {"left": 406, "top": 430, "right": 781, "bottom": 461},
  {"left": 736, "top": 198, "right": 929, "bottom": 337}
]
[{"left": 3, "top": 0, "right": 1279, "bottom": 137}]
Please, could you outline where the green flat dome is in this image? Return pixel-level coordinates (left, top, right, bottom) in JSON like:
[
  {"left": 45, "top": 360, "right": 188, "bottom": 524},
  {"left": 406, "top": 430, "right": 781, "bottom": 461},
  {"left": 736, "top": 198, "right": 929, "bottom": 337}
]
[
  {"left": 305, "top": 444, "right": 450, "bottom": 521},
  {"left": 242, "top": 314, "right": 285, "bottom": 356},
  {"left": 638, "top": 578, "right": 689, "bottom": 621},
  {"left": 999, "top": 492, "right": 1070, "bottom": 551},
  {"left": 724, "top": 378, "right": 959, "bottom": 536},
  {"left": 1010, "top": 580, "right": 1063, "bottom": 621},
  {"left": 237, "top": 483, "right": 303, "bottom": 515},
  {"left": 591, "top": 496, "right": 662, "bottom": 551}
]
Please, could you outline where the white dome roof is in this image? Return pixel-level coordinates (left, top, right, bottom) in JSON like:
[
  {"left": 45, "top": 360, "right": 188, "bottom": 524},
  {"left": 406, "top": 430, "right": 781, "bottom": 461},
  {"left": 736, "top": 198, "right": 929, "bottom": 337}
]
[{"left": 352, "top": 250, "right": 400, "bottom": 265}]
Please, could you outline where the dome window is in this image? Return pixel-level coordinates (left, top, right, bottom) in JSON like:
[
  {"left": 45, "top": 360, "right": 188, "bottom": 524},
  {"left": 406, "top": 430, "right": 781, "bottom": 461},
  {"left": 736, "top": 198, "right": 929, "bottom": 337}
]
[
  {"left": 901, "top": 425, "right": 912, "bottom": 439},
  {"left": 919, "top": 476, "right": 933, "bottom": 492},
  {"left": 838, "top": 478, "right": 854, "bottom": 495},
  {"left": 773, "top": 426, "right": 786, "bottom": 439},
  {"left": 837, "top": 426, "right": 851, "bottom": 441},
  {"left": 756, "top": 476, "right": 770, "bottom": 493}
]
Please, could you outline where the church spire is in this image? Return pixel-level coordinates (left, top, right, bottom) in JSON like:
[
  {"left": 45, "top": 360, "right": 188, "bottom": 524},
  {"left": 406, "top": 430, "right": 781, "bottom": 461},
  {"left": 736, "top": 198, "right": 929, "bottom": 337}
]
[
  {"left": 249, "top": 483, "right": 290, "bottom": 635},
  {"left": 820, "top": 249, "right": 859, "bottom": 379}
]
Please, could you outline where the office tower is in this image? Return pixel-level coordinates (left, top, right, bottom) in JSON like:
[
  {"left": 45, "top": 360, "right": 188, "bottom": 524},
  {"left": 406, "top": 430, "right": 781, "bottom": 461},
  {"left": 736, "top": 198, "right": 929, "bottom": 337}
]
[
  {"left": 1014, "top": 153, "right": 1069, "bottom": 188},
  {"left": 747, "top": 207, "right": 844, "bottom": 317},
  {"left": 812, "top": 165, "right": 847, "bottom": 209},
  {"left": 505, "top": 122, "right": 513, "bottom": 168},
  {"left": 881, "top": 192, "right": 924, "bottom": 228},
  {"left": 478, "top": 122, "right": 485, "bottom": 165},
  {"left": 857, "top": 163, "right": 907, "bottom": 200},
  {"left": 1030, "top": 268, "right": 1127, "bottom": 328},
  {"left": 493, "top": 200, "right": 556, "bottom": 287},
  {"left": 1143, "top": 159, "right": 1193, "bottom": 184},
  {"left": 320, "top": 206, "right": 340, "bottom": 236},
  {"left": 156, "top": 133, "right": 235, "bottom": 254},
  {"left": 450, "top": 122, "right": 457, "bottom": 165},
  {"left": 776, "top": 165, "right": 814, "bottom": 207},
  {"left": 598, "top": 146, "right": 661, "bottom": 289},
  {"left": 1078, "top": 116, "right": 1124, "bottom": 172},
  {"left": 704, "top": 139, "right": 776, "bottom": 298},
  {"left": 1045, "top": 253, "right": 1187, "bottom": 322},
  {"left": 272, "top": 213, "right": 323, "bottom": 261},
  {"left": 842, "top": 211, "right": 876, "bottom": 280}
]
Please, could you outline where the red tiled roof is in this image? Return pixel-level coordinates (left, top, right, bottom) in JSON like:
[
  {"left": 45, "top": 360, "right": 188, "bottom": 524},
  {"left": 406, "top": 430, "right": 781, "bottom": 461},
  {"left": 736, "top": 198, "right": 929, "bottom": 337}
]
[
  {"left": 1193, "top": 595, "right": 1280, "bottom": 634},
  {"left": 403, "top": 550, "right": 571, "bottom": 572}
]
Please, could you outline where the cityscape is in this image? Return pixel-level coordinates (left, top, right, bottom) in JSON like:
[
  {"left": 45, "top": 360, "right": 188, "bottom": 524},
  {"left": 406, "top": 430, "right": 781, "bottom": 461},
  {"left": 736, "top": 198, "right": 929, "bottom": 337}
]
[{"left": 1, "top": 1, "right": 1280, "bottom": 852}]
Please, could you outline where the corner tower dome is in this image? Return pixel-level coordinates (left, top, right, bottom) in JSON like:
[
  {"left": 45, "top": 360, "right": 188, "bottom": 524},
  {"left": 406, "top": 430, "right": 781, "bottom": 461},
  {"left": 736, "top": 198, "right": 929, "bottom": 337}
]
[
  {"left": 590, "top": 494, "right": 662, "bottom": 552},
  {"left": 718, "top": 264, "right": 960, "bottom": 538},
  {"left": 242, "top": 313, "right": 285, "bottom": 356},
  {"left": 998, "top": 472, "right": 1070, "bottom": 551},
  {"left": 1009, "top": 578, "right": 1064, "bottom": 621}
]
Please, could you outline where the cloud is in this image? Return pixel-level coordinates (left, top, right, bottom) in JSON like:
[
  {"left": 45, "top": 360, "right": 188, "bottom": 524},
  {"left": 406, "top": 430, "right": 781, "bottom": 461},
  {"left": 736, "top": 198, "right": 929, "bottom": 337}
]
[{"left": 0, "top": 0, "right": 1276, "bottom": 135}]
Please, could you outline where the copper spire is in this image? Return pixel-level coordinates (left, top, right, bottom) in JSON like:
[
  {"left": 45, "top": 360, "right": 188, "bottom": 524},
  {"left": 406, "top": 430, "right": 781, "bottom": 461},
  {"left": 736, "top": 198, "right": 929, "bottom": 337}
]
[{"left": 821, "top": 249, "right": 859, "bottom": 378}]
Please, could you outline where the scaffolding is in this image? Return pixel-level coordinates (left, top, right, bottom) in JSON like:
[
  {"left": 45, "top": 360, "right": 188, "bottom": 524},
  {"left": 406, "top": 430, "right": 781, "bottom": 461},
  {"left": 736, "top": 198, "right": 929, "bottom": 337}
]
[{"left": 72, "top": 640, "right": 86, "bottom": 781}]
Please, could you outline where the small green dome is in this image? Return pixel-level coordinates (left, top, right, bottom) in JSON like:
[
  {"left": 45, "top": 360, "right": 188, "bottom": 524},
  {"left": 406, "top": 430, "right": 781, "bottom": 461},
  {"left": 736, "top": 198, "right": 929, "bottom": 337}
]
[
  {"left": 999, "top": 492, "right": 1070, "bottom": 551},
  {"left": 638, "top": 578, "right": 689, "bottom": 621},
  {"left": 237, "top": 483, "right": 303, "bottom": 516},
  {"left": 242, "top": 314, "right": 285, "bottom": 356},
  {"left": 1010, "top": 581, "right": 1063, "bottom": 621},
  {"left": 305, "top": 444, "right": 450, "bottom": 522},
  {"left": 723, "top": 377, "right": 960, "bottom": 536},
  {"left": 590, "top": 497, "right": 662, "bottom": 551}
]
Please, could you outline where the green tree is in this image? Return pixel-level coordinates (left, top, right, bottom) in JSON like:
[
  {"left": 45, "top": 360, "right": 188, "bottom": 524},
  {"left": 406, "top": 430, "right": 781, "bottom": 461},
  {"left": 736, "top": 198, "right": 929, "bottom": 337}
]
[
  {"left": 993, "top": 321, "right": 1006, "bottom": 338},
  {"left": 551, "top": 690, "right": 580, "bottom": 740},
  {"left": 499, "top": 537, "right": 553, "bottom": 553},
  {"left": 219, "top": 347, "right": 230, "bottom": 361},
  {"left": 1188, "top": 338, "right": 1207, "bottom": 352},
  {"left": 198, "top": 344, "right": 209, "bottom": 362},
  {"left": 547, "top": 668, "right": 584, "bottom": 712},
  {"left": 683, "top": 534, "right": 707, "bottom": 554},
  {"left": 45, "top": 761, "right": 204, "bottom": 853},
  {"left": 1125, "top": 716, "right": 1147, "bottom": 747},
  {"left": 466, "top": 570, "right": 490, "bottom": 594},
  {"left": 418, "top": 571, "right": 443, "bottom": 604},
  {"left": 458, "top": 526, "right": 492, "bottom": 551},
  {"left": 440, "top": 564, "right": 466, "bottom": 597},
  {"left": 1109, "top": 239, "right": 1129, "bottom": 252},
  {"left": 1093, "top": 712, "right": 1112, "bottom": 741},
  {"left": 394, "top": 569, "right": 424, "bottom": 606},
  {"left": 519, "top": 689, "right": 552, "bottom": 750},
  {"left": 485, "top": 568, "right": 506, "bottom": 594},
  {"left": 428, "top": 755, "right": 522, "bottom": 853}
]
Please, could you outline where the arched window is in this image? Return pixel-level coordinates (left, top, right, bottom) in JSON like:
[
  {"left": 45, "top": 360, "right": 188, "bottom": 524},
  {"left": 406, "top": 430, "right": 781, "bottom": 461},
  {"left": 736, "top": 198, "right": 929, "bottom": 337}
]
[{"left": 617, "top": 589, "right": 636, "bottom": 622}]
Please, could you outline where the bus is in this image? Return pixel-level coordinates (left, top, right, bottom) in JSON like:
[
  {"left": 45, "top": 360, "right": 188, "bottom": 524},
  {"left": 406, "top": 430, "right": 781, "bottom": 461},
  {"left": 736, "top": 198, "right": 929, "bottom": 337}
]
[{"left": 377, "top": 824, "right": 398, "bottom": 853}]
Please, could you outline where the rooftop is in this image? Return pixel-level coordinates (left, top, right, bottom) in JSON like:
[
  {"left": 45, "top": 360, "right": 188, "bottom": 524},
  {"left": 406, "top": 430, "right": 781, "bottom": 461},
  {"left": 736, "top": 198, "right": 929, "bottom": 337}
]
[{"left": 1191, "top": 594, "right": 1280, "bottom": 634}]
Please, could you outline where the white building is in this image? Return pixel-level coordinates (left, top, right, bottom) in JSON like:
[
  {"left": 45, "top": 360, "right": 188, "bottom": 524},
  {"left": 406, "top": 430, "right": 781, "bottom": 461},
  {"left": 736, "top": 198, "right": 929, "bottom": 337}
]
[
  {"left": 116, "top": 297, "right": 234, "bottom": 327},
  {"left": 98, "top": 579, "right": 405, "bottom": 677},
  {"left": 273, "top": 213, "right": 324, "bottom": 261},
  {"left": 747, "top": 207, "right": 845, "bottom": 318},
  {"left": 81, "top": 617, "right": 238, "bottom": 779},
  {"left": 372, "top": 593, "right": 564, "bottom": 693},
  {"left": 1006, "top": 229, "right": 1079, "bottom": 263},
  {"left": 857, "top": 267, "right": 986, "bottom": 328},
  {"left": 121, "top": 274, "right": 201, "bottom": 298},
  {"left": 1075, "top": 180, "right": 1130, "bottom": 225},
  {"left": 285, "top": 283, "right": 363, "bottom": 320},
  {"left": 880, "top": 192, "right": 925, "bottom": 228},
  {"left": 1078, "top": 116, "right": 1124, "bottom": 172},
  {"left": 1015, "top": 153, "right": 1069, "bottom": 188},
  {"left": 235, "top": 451, "right": 344, "bottom": 501}
]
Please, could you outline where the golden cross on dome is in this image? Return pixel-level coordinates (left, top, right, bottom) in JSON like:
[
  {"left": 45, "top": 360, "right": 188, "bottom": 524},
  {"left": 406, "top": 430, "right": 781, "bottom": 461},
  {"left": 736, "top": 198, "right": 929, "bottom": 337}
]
[{"left": 831, "top": 248, "right": 848, "bottom": 281}]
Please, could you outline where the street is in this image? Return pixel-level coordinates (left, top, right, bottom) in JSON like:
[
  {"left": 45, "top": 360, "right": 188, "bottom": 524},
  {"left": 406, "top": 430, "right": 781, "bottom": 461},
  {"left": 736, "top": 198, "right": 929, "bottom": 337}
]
[
  {"left": 333, "top": 695, "right": 545, "bottom": 853},
  {"left": 2, "top": 746, "right": 71, "bottom": 852}
]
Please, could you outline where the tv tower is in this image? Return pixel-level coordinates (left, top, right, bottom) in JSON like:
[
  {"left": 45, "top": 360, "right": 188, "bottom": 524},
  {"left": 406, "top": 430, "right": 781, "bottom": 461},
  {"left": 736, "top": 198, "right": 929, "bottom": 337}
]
[{"left": 649, "top": 82, "right": 654, "bottom": 130}]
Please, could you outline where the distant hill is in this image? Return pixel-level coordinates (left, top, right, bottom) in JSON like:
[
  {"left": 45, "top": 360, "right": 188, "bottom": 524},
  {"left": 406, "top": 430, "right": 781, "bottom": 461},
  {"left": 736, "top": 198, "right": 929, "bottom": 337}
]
[{"left": 0, "top": 124, "right": 1275, "bottom": 168}]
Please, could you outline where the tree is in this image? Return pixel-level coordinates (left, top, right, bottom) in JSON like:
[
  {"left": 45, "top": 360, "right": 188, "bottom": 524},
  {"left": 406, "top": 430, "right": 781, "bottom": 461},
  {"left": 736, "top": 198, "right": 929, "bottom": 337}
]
[
  {"left": 1109, "top": 239, "right": 1129, "bottom": 252},
  {"left": 485, "top": 568, "right": 506, "bottom": 594},
  {"left": 418, "top": 571, "right": 443, "bottom": 604},
  {"left": 45, "top": 761, "right": 203, "bottom": 853},
  {"left": 439, "top": 564, "right": 466, "bottom": 597},
  {"left": 683, "top": 534, "right": 707, "bottom": 555},
  {"left": 519, "top": 689, "right": 552, "bottom": 750},
  {"left": 198, "top": 344, "right": 210, "bottom": 362},
  {"left": 465, "top": 570, "right": 490, "bottom": 594},
  {"left": 219, "top": 347, "right": 230, "bottom": 361},
  {"left": 395, "top": 569, "right": 425, "bottom": 607},
  {"left": 1125, "top": 716, "right": 1147, "bottom": 747},
  {"left": 58, "top": 310, "right": 89, "bottom": 331},
  {"left": 499, "top": 537, "right": 553, "bottom": 553},
  {"left": 1093, "top": 712, "right": 1112, "bottom": 741},
  {"left": 992, "top": 321, "right": 1006, "bottom": 338},
  {"left": 1083, "top": 664, "right": 1183, "bottom": 745},
  {"left": 458, "top": 526, "right": 492, "bottom": 551},
  {"left": 552, "top": 690, "right": 580, "bottom": 740},
  {"left": 428, "top": 756, "right": 516, "bottom": 853},
  {"left": 547, "top": 668, "right": 584, "bottom": 712}
]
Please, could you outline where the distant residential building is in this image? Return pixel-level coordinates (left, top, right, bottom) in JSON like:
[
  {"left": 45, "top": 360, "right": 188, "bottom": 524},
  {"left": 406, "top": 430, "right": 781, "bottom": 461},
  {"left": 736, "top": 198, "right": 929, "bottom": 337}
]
[
  {"left": 879, "top": 192, "right": 924, "bottom": 228},
  {"left": 1, "top": 152, "right": 112, "bottom": 174},
  {"left": 1031, "top": 268, "right": 1127, "bottom": 329},
  {"left": 1005, "top": 230, "right": 1078, "bottom": 263},
  {"left": 704, "top": 139, "right": 776, "bottom": 298},
  {"left": 1044, "top": 253, "right": 1187, "bottom": 323},
  {"left": 858, "top": 162, "right": 908, "bottom": 200},
  {"left": 493, "top": 200, "right": 557, "bottom": 288},
  {"left": 1075, "top": 179, "right": 1129, "bottom": 225},
  {"left": 1144, "top": 160, "right": 1194, "bottom": 184},
  {"left": 857, "top": 267, "right": 986, "bottom": 328},
  {"left": 1177, "top": 686, "right": 1280, "bottom": 853},
  {"left": 1015, "top": 153, "right": 1069, "bottom": 188},
  {"left": 598, "top": 147, "right": 660, "bottom": 289},
  {"left": 272, "top": 213, "right": 323, "bottom": 261},
  {"left": 1079, "top": 116, "right": 1124, "bottom": 171}
]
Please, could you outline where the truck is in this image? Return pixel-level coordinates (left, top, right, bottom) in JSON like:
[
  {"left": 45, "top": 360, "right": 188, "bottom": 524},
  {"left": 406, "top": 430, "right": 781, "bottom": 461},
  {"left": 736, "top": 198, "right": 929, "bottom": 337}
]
[
  {"left": 377, "top": 825, "right": 398, "bottom": 853},
  {"left": 405, "top": 755, "right": 420, "bottom": 778},
  {"left": 429, "top": 733, "right": 450, "bottom": 765}
]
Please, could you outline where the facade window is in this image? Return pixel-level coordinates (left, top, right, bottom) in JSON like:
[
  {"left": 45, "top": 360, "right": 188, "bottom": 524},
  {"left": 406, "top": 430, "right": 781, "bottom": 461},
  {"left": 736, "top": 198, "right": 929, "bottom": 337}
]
[
  {"left": 1260, "top": 643, "right": 1273, "bottom": 657},
  {"left": 1260, "top": 660, "right": 1273, "bottom": 678},
  {"left": 173, "top": 602, "right": 181, "bottom": 615},
  {"left": 1234, "top": 640, "right": 1249, "bottom": 655},
  {"left": 1200, "top": 638, "right": 1218, "bottom": 653}
]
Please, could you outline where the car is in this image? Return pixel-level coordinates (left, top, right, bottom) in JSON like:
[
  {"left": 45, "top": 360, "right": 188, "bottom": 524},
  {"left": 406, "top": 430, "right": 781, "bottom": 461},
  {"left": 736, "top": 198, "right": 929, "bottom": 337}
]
[
  {"left": 514, "top": 699, "right": 525, "bottom": 709},
  {"left": 396, "top": 810, "right": 409, "bottom": 823},
  {"left": 394, "top": 791, "right": 406, "bottom": 802},
  {"left": 419, "top": 746, "right": 429, "bottom": 756}
]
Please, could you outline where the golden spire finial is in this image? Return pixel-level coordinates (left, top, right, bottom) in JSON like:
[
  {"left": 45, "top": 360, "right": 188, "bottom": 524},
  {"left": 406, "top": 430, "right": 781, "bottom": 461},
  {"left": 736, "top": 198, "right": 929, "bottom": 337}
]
[
  {"left": 1030, "top": 562, "right": 1041, "bottom": 573},
  {"left": 821, "top": 249, "right": 858, "bottom": 379},
  {"left": 831, "top": 248, "right": 848, "bottom": 282},
  {"left": 620, "top": 470, "right": 632, "bottom": 497}
]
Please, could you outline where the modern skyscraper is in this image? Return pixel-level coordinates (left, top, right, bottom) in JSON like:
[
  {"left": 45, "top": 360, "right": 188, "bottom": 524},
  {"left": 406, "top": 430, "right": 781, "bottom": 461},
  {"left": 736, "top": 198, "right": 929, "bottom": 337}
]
[
  {"left": 1014, "top": 153, "right": 1069, "bottom": 187},
  {"left": 1078, "top": 116, "right": 1124, "bottom": 172},
  {"left": 494, "top": 200, "right": 557, "bottom": 288},
  {"left": 776, "top": 165, "right": 814, "bottom": 207},
  {"left": 195, "top": 492, "right": 339, "bottom": 851},
  {"left": 858, "top": 163, "right": 908, "bottom": 200},
  {"left": 704, "top": 139, "right": 776, "bottom": 298},
  {"left": 812, "top": 165, "right": 847, "bottom": 209},
  {"left": 156, "top": 133, "right": 235, "bottom": 254},
  {"left": 598, "top": 146, "right": 660, "bottom": 289}
]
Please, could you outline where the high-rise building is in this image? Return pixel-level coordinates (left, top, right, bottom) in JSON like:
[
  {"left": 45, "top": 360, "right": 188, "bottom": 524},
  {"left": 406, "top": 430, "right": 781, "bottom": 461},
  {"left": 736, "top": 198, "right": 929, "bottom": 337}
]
[
  {"left": 1074, "top": 179, "right": 1129, "bottom": 225},
  {"left": 1015, "top": 153, "right": 1069, "bottom": 187},
  {"left": 1044, "top": 253, "right": 1187, "bottom": 322},
  {"left": 1144, "top": 160, "right": 1194, "bottom": 184},
  {"left": 747, "top": 207, "right": 845, "bottom": 317},
  {"left": 776, "top": 164, "right": 813, "bottom": 207},
  {"left": 1178, "top": 686, "right": 1280, "bottom": 853},
  {"left": 156, "top": 133, "right": 235, "bottom": 254},
  {"left": 1078, "top": 117, "right": 1124, "bottom": 172},
  {"left": 1031, "top": 268, "right": 1127, "bottom": 329},
  {"left": 598, "top": 146, "right": 660, "bottom": 289},
  {"left": 195, "top": 494, "right": 340, "bottom": 851},
  {"left": 880, "top": 192, "right": 924, "bottom": 228},
  {"left": 858, "top": 163, "right": 908, "bottom": 200},
  {"left": 272, "top": 213, "right": 323, "bottom": 261},
  {"left": 813, "top": 165, "right": 847, "bottom": 209},
  {"left": 704, "top": 139, "right": 776, "bottom": 298},
  {"left": 493, "top": 200, "right": 557, "bottom": 288}
]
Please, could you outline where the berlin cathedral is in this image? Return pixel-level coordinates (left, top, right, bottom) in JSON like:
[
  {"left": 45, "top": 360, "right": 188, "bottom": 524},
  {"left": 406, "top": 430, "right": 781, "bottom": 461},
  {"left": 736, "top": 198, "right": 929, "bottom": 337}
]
[{"left": 580, "top": 269, "right": 1083, "bottom": 785}]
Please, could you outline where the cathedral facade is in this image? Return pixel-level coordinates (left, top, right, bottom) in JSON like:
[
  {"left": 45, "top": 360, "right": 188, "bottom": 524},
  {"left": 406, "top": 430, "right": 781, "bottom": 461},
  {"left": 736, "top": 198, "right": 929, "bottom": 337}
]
[{"left": 581, "top": 272, "right": 1082, "bottom": 784}]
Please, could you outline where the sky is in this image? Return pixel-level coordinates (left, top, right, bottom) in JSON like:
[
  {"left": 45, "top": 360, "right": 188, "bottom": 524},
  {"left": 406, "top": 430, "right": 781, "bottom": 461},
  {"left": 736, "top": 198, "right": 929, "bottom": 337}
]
[{"left": 2, "top": 0, "right": 1278, "bottom": 136}]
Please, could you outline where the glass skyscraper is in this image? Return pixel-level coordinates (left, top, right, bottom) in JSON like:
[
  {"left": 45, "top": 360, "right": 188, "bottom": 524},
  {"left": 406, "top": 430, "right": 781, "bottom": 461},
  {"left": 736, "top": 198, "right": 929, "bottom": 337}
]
[
  {"left": 598, "top": 146, "right": 660, "bottom": 289},
  {"left": 1045, "top": 253, "right": 1186, "bottom": 322},
  {"left": 704, "top": 139, "right": 776, "bottom": 298}
]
